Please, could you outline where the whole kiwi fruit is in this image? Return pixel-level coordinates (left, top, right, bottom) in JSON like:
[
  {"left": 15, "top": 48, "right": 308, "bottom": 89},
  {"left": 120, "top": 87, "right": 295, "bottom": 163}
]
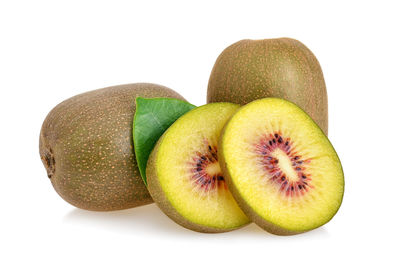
[
  {"left": 39, "top": 83, "right": 186, "bottom": 211},
  {"left": 207, "top": 38, "right": 328, "bottom": 135}
]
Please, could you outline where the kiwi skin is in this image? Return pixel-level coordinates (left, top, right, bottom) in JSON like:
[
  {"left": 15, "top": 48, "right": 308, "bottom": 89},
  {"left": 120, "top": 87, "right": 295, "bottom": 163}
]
[
  {"left": 208, "top": 38, "right": 328, "bottom": 135},
  {"left": 146, "top": 107, "right": 248, "bottom": 233},
  {"left": 39, "top": 83, "right": 185, "bottom": 211},
  {"left": 217, "top": 98, "right": 344, "bottom": 235}
]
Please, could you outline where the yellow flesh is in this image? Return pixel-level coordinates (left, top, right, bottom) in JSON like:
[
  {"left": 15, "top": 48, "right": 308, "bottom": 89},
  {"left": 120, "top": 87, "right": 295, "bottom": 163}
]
[
  {"left": 222, "top": 98, "right": 344, "bottom": 231},
  {"left": 156, "top": 103, "right": 249, "bottom": 229}
]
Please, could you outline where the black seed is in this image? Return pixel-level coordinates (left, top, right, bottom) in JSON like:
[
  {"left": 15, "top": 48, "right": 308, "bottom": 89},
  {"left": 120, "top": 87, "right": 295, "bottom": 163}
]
[
  {"left": 304, "top": 182, "right": 308, "bottom": 185},
  {"left": 212, "top": 153, "right": 218, "bottom": 159},
  {"left": 274, "top": 133, "right": 279, "bottom": 138},
  {"left": 217, "top": 176, "right": 224, "bottom": 181},
  {"left": 273, "top": 139, "right": 276, "bottom": 144},
  {"left": 281, "top": 176, "right": 285, "bottom": 181},
  {"left": 269, "top": 141, "right": 273, "bottom": 146},
  {"left": 302, "top": 175, "right": 307, "bottom": 179},
  {"left": 208, "top": 145, "right": 212, "bottom": 151},
  {"left": 298, "top": 185, "right": 302, "bottom": 189},
  {"left": 197, "top": 163, "right": 202, "bottom": 167},
  {"left": 294, "top": 156, "right": 300, "bottom": 160},
  {"left": 278, "top": 137, "right": 283, "bottom": 143},
  {"left": 297, "top": 161, "right": 303, "bottom": 164},
  {"left": 196, "top": 167, "right": 202, "bottom": 172},
  {"left": 201, "top": 156, "right": 206, "bottom": 160},
  {"left": 291, "top": 186, "right": 294, "bottom": 191},
  {"left": 274, "top": 159, "right": 279, "bottom": 164},
  {"left": 212, "top": 176, "right": 216, "bottom": 181},
  {"left": 285, "top": 141, "right": 289, "bottom": 146}
]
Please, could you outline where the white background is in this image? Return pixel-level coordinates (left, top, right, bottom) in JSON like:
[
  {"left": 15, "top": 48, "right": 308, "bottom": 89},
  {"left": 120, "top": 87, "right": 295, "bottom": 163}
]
[{"left": 1, "top": 0, "right": 399, "bottom": 262}]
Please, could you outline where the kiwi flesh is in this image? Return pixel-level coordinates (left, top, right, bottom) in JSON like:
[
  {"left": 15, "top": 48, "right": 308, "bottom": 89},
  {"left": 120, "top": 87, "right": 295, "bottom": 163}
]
[
  {"left": 219, "top": 98, "right": 344, "bottom": 235},
  {"left": 39, "top": 83, "right": 185, "bottom": 211},
  {"left": 146, "top": 103, "right": 250, "bottom": 233},
  {"left": 208, "top": 38, "right": 328, "bottom": 135}
]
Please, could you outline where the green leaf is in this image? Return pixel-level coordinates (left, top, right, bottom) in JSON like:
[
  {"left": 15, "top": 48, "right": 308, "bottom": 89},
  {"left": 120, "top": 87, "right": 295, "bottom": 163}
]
[{"left": 133, "top": 97, "right": 196, "bottom": 185}]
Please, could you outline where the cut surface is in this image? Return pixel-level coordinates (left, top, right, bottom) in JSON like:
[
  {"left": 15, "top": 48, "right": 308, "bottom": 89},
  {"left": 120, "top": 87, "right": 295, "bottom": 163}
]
[
  {"left": 147, "top": 103, "right": 249, "bottom": 232},
  {"left": 220, "top": 98, "right": 344, "bottom": 233}
]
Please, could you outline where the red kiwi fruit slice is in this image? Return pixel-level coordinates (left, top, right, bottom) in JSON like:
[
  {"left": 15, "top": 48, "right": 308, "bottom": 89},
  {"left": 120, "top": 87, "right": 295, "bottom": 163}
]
[
  {"left": 219, "top": 98, "right": 344, "bottom": 235},
  {"left": 146, "top": 103, "right": 250, "bottom": 233}
]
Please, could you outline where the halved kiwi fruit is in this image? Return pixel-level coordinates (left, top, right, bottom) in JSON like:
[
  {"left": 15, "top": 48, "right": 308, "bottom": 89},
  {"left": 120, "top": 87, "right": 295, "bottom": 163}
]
[
  {"left": 219, "top": 98, "right": 344, "bottom": 235},
  {"left": 146, "top": 103, "right": 250, "bottom": 233}
]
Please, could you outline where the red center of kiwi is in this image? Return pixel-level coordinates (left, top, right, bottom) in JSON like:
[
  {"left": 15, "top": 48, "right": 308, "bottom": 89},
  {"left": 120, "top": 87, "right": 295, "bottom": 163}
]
[
  {"left": 189, "top": 142, "right": 226, "bottom": 192},
  {"left": 255, "top": 133, "right": 313, "bottom": 197}
]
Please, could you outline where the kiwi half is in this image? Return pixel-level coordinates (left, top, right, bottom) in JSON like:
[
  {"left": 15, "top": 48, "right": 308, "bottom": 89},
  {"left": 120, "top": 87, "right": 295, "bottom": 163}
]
[
  {"left": 219, "top": 98, "right": 344, "bottom": 235},
  {"left": 146, "top": 103, "right": 250, "bottom": 233}
]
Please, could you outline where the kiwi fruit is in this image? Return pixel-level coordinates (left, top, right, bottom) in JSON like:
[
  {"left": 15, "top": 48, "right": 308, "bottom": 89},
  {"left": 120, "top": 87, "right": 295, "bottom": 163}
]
[
  {"left": 39, "top": 83, "right": 186, "bottom": 211},
  {"left": 219, "top": 98, "right": 344, "bottom": 235},
  {"left": 146, "top": 103, "right": 250, "bottom": 233},
  {"left": 208, "top": 38, "right": 329, "bottom": 135}
]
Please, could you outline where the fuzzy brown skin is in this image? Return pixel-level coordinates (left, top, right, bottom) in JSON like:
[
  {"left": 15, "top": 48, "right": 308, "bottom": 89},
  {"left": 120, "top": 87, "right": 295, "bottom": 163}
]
[
  {"left": 147, "top": 133, "right": 245, "bottom": 233},
  {"left": 39, "top": 83, "right": 185, "bottom": 211},
  {"left": 208, "top": 38, "right": 328, "bottom": 135}
]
